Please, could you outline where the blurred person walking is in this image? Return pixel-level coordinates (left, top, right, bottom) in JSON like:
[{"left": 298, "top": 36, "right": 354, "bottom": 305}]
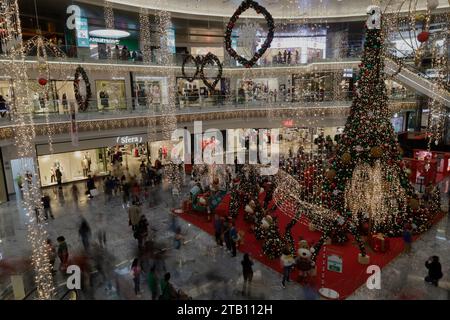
[
  {"left": 79, "top": 218, "right": 92, "bottom": 252},
  {"left": 131, "top": 258, "right": 142, "bottom": 297},
  {"left": 57, "top": 236, "right": 69, "bottom": 272},
  {"left": 241, "top": 253, "right": 253, "bottom": 296},
  {"left": 147, "top": 266, "right": 158, "bottom": 300}
]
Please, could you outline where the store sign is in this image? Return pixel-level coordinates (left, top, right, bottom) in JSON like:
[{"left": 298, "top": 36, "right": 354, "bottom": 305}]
[
  {"left": 282, "top": 119, "right": 294, "bottom": 127},
  {"left": 167, "top": 28, "right": 176, "bottom": 54},
  {"left": 327, "top": 255, "right": 343, "bottom": 273},
  {"left": 89, "top": 37, "right": 120, "bottom": 44},
  {"left": 76, "top": 17, "right": 90, "bottom": 48},
  {"left": 116, "top": 135, "right": 143, "bottom": 144}
]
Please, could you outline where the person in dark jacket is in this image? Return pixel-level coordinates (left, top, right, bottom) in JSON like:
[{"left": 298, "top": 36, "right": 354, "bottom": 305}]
[
  {"left": 86, "top": 175, "right": 95, "bottom": 198},
  {"left": 213, "top": 213, "right": 223, "bottom": 246},
  {"left": 55, "top": 168, "right": 63, "bottom": 188},
  {"left": 425, "top": 256, "right": 443, "bottom": 286},
  {"left": 241, "top": 253, "right": 253, "bottom": 296},
  {"left": 79, "top": 218, "right": 91, "bottom": 252},
  {"left": 41, "top": 194, "right": 54, "bottom": 220},
  {"left": 57, "top": 236, "right": 69, "bottom": 272}
]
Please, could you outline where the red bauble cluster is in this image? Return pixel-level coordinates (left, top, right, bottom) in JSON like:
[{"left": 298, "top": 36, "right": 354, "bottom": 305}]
[
  {"left": 417, "top": 31, "right": 429, "bottom": 43},
  {"left": 38, "top": 77, "right": 48, "bottom": 86}
]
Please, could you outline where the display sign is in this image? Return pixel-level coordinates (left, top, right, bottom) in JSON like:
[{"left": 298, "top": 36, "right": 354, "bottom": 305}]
[
  {"left": 343, "top": 68, "right": 353, "bottom": 78},
  {"left": 116, "top": 135, "right": 144, "bottom": 145},
  {"left": 327, "top": 254, "right": 343, "bottom": 273},
  {"left": 76, "top": 17, "right": 90, "bottom": 48},
  {"left": 89, "top": 37, "right": 119, "bottom": 44},
  {"left": 282, "top": 119, "right": 294, "bottom": 127}
]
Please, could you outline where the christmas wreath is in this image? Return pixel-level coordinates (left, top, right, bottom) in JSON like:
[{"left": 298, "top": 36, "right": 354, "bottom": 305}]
[
  {"left": 181, "top": 53, "right": 223, "bottom": 90},
  {"left": 199, "top": 52, "right": 223, "bottom": 91},
  {"left": 181, "top": 54, "right": 200, "bottom": 82},
  {"left": 224, "top": 0, "right": 275, "bottom": 68},
  {"left": 73, "top": 66, "right": 92, "bottom": 112}
]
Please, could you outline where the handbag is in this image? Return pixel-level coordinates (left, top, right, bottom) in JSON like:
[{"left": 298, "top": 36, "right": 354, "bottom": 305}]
[{"left": 90, "top": 188, "right": 99, "bottom": 196}]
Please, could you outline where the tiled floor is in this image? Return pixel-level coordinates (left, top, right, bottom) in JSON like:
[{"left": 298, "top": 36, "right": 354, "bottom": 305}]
[{"left": 0, "top": 176, "right": 449, "bottom": 300}]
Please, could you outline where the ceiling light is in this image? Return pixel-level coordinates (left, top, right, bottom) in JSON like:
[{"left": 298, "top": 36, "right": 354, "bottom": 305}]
[{"left": 89, "top": 29, "right": 130, "bottom": 39}]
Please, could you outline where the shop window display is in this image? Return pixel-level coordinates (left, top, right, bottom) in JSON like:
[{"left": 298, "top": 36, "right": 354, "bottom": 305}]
[
  {"left": 38, "top": 148, "right": 107, "bottom": 187},
  {"left": 95, "top": 80, "right": 127, "bottom": 110},
  {"left": 236, "top": 78, "right": 278, "bottom": 103},
  {"left": 134, "top": 81, "right": 162, "bottom": 108}
]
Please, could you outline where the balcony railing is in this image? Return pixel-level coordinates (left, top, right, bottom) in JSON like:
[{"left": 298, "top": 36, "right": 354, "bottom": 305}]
[{"left": 0, "top": 91, "right": 418, "bottom": 127}]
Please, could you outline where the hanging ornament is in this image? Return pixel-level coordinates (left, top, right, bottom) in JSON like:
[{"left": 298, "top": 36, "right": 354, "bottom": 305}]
[
  {"left": 341, "top": 152, "right": 352, "bottom": 164},
  {"left": 73, "top": 66, "right": 92, "bottom": 112},
  {"left": 370, "top": 146, "right": 383, "bottom": 158},
  {"left": 38, "top": 77, "right": 47, "bottom": 86},
  {"left": 181, "top": 55, "right": 200, "bottom": 82},
  {"left": 325, "top": 169, "right": 336, "bottom": 181},
  {"left": 417, "top": 31, "right": 430, "bottom": 43},
  {"left": 224, "top": 0, "right": 275, "bottom": 68},
  {"left": 415, "top": 13, "right": 426, "bottom": 22},
  {"left": 199, "top": 52, "right": 223, "bottom": 90}
]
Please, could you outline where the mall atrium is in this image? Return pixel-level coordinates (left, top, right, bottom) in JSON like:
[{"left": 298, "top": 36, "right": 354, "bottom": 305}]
[{"left": 0, "top": 0, "right": 449, "bottom": 302}]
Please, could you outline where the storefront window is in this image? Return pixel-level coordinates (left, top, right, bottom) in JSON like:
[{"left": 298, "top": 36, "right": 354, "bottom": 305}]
[
  {"left": 38, "top": 148, "right": 108, "bottom": 187},
  {"left": 96, "top": 80, "right": 127, "bottom": 110}
]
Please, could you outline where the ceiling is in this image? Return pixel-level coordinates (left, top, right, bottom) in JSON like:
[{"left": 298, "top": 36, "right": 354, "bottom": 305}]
[{"left": 81, "top": 0, "right": 450, "bottom": 20}]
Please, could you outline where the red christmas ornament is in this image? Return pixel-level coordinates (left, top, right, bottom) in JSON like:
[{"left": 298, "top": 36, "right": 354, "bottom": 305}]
[
  {"left": 417, "top": 31, "right": 429, "bottom": 43},
  {"left": 38, "top": 77, "right": 47, "bottom": 86}
]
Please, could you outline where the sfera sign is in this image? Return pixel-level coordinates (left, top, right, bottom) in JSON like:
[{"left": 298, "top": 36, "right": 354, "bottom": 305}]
[{"left": 116, "top": 136, "right": 143, "bottom": 144}]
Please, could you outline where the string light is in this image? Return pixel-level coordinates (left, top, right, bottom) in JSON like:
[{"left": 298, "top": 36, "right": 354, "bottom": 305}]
[{"left": 0, "top": 0, "right": 55, "bottom": 300}]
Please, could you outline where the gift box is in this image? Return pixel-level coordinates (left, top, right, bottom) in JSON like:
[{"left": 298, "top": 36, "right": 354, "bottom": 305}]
[{"left": 370, "top": 233, "right": 390, "bottom": 253}]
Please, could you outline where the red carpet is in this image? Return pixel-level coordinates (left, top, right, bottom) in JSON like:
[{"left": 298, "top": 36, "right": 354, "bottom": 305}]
[{"left": 179, "top": 193, "right": 444, "bottom": 299}]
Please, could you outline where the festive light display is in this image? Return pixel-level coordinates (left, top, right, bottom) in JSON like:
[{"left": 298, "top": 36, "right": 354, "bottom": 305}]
[
  {"left": 181, "top": 54, "right": 201, "bottom": 82},
  {"left": 73, "top": 66, "right": 92, "bottom": 112},
  {"left": 0, "top": 0, "right": 55, "bottom": 299},
  {"left": 224, "top": 0, "right": 275, "bottom": 68},
  {"left": 139, "top": 8, "right": 152, "bottom": 64}
]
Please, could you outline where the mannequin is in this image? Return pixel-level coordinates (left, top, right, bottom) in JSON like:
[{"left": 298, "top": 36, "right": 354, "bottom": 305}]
[
  {"left": 99, "top": 86, "right": 109, "bottom": 109},
  {"left": 82, "top": 155, "right": 89, "bottom": 177},
  {"left": 50, "top": 166, "right": 56, "bottom": 183},
  {"left": 85, "top": 152, "right": 92, "bottom": 171}
]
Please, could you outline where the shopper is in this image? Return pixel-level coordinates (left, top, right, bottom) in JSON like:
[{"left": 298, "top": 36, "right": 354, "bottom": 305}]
[
  {"left": 174, "top": 226, "right": 184, "bottom": 250},
  {"left": 280, "top": 249, "right": 295, "bottom": 288},
  {"left": 128, "top": 200, "right": 141, "bottom": 231},
  {"left": 79, "top": 218, "right": 92, "bottom": 252},
  {"left": 223, "top": 217, "right": 231, "bottom": 253},
  {"left": 57, "top": 236, "right": 69, "bottom": 272},
  {"left": 46, "top": 238, "right": 56, "bottom": 273},
  {"left": 402, "top": 224, "right": 412, "bottom": 254},
  {"left": 71, "top": 183, "right": 80, "bottom": 207},
  {"left": 241, "top": 253, "right": 254, "bottom": 296},
  {"left": 159, "top": 272, "right": 173, "bottom": 300},
  {"left": 147, "top": 266, "right": 158, "bottom": 300},
  {"left": 55, "top": 168, "right": 63, "bottom": 189},
  {"left": 213, "top": 213, "right": 223, "bottom": 246},
  {"left": 86, "top": 175, "right": 96, "bottom": 198},
  {"left": 136, "top": 215, "right": 149, "bottom": 250},
  {"left": 425, "top": 256, "right": 443, "bottom": 287},
  {"left": 229, "top": 221, "right": 238, "bottom": 257},
  {"left": 130, "top": 258, "right": 142, "bottom": 296},
  {"left": 41, "top": 193, "right": 54, "bottom": 220}
]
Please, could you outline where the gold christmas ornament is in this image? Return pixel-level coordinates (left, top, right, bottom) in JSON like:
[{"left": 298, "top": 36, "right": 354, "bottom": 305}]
[
  {"left": 415, "top": 13, "right": 426, "bottom": 22},
  {"left": 341, "top": 152, "right": 352, "bottom": 164},
  {"left": 325, "top": 168, "right": 336, "bottom": 181},
  {"left": 370, "top": 146, "right": 383, "bottom": 158}
]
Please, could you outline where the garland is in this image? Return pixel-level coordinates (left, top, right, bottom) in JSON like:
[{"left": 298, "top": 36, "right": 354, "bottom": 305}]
[
  {"left": 181, "top": 55, "right": 200, "bottom": 82},
  {"left": 199, "top": 52, "right": 223, "bottom": 91},
  {"left": 224, "top": 0, "right": 275, "bottom": 68},
  {"left": 181, "top": 53, "right": 223, "bottom": 90},
  {"left": 73, "top": 66, "right": 92, "bottom": 112}
]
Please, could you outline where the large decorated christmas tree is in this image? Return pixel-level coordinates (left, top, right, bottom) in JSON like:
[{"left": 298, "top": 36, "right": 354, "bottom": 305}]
[{"left": 320, "top": 6, "right": 439, "bottom": 257}]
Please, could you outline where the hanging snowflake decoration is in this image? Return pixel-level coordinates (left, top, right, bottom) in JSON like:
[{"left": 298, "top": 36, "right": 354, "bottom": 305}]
[{"left": 236, "top": 21, "right": 261, "bottom": 53}]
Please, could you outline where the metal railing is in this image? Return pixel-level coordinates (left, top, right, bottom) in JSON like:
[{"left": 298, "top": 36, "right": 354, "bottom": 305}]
[{"left": 0, "top": 91, "right": 418, "bottom": 126}]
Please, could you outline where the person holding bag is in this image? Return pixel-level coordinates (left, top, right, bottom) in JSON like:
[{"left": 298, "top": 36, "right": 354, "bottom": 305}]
[{"left": 130, "top": 258, "right": 142, "bottom": 297}]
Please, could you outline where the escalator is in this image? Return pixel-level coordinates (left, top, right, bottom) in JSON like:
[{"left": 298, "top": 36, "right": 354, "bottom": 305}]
[{"left": 384, "top": 56, "right": 450, "bottom": 108}]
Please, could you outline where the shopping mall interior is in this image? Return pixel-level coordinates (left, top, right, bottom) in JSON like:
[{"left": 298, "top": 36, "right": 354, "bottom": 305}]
[{"left": 0, "top": 0, "right": 449, "bottom": 302}]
